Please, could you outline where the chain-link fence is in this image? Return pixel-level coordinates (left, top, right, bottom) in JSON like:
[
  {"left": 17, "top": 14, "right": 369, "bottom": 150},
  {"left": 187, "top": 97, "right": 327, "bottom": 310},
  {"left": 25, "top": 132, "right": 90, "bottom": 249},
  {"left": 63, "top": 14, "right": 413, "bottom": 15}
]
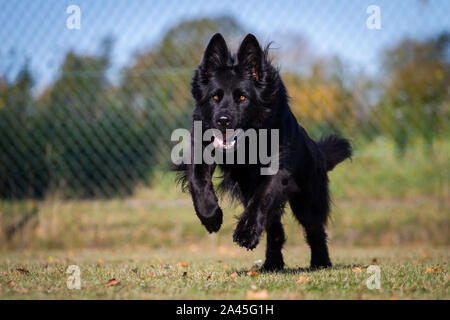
[{"left": 0, "top": 1, "right": 449, "bottom": 248}]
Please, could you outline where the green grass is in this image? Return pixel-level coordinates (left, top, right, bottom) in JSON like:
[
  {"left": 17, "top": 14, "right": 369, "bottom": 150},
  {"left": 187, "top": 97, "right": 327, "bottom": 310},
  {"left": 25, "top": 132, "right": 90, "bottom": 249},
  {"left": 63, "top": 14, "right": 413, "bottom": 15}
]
[
  {"left": 0, "top": 137, "right": 448, "bottom": 299},
  {"left": 0, "top": 246, "right": 448, "bottom": 299}
]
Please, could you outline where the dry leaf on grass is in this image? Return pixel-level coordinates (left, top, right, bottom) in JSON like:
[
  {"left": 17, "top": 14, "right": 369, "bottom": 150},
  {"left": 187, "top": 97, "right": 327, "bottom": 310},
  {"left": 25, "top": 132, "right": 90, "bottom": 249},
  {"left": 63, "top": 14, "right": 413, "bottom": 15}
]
[
  {"left": 105, "top": 278, "right": 120, "bottom": 287},
  {"left": 352, "top": 267, "right": 362, "bottom": 273},
  {"left": 230, "top": 272, "right": 238, "bottom": 278},
  {"left": 177, "top": 261, "right": 188, "bottom": 268},
  {"left": 16, "top": 267, "right": 29, "bottom": 274},
  {"left": 247, "top": 268, "right": 259, "bottom": 277},
  {"left": 425, "top": 267, "right": 434, "bottom": 274},
  {"left": 6, "top": 280, "right": 15, "bottom": 286},
  {"left": 426, "top": 266, "right": 444, "bottom": 274},
  {"left": 245, "top": 289, "right": 269, "bottom": 300},
  {"left": 434, "top": 265, "right": 443, "bottom": 273},
  {"left": 296, "top": 276, "right": 311, "bottom": 284}
]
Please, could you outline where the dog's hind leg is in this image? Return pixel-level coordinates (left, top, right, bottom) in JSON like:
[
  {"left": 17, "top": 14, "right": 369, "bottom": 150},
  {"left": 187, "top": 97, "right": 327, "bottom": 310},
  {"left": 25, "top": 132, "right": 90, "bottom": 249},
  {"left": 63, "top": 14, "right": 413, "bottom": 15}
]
[
  {"left": 290, "top": 196, "right": 332, "bottom": 269},
  {"left": 261, "top": 213, "right": 285, "bottom": 271}
]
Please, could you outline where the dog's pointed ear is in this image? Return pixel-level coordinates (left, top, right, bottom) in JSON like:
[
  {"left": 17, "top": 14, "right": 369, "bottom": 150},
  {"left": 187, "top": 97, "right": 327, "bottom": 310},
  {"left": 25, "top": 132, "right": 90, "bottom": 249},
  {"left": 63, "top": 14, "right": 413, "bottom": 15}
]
[
  {"left": 237, "top": 34, "right": 262, "bottom": 81},
  {"left": 201, "top": 33, "right": 230, "bottom": 73}
]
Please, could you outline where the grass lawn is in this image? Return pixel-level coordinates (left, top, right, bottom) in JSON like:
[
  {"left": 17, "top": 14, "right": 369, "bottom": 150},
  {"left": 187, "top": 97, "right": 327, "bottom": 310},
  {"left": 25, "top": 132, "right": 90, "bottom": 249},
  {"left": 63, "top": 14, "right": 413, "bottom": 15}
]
[
  {"left": 0, "top": 245, "right": 448, "bottom": 299},
  {"left": 0, "top": 138, "right": 448, "bottom": 299}
]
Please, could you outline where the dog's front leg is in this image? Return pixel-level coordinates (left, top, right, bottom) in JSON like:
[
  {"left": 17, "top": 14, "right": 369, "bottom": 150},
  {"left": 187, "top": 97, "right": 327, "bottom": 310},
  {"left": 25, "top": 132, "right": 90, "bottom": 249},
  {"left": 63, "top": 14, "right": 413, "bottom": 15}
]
[
  {"left": 233, "top": 174, "right": 288, "bottom": 250},
  {"left": 188, "top": 163, "right": 223, "bottom": 233}
]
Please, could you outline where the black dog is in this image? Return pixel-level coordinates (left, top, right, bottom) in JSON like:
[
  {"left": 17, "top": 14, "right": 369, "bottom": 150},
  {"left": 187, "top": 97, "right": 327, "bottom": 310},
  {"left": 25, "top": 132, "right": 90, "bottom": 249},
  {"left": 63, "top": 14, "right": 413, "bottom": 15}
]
[{"left": 176, "top": 33, "right": 351, "bottom": 270}]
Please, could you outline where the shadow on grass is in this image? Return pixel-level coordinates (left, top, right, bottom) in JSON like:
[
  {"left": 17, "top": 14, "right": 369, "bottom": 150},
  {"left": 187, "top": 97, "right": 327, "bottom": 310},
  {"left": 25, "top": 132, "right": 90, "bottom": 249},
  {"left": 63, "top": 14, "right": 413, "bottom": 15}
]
[{"left": 233, "top": 263, "right": 358, "bottom": 275}]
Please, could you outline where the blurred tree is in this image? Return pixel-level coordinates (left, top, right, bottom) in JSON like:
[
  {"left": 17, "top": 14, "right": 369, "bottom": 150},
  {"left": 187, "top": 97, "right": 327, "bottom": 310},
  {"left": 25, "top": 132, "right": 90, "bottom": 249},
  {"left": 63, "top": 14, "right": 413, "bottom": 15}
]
[
  {"left": 378, "top": 32, "right": 450, "bottom": 155},
  {"left": 284, "top": 57, "right": 361, "bottom": 140},
  {"left": 41, "top": 38, "right": 155, "bottom": 198},
  {"left": 0, "top": 65, "right": 50, "bottom": 198}
]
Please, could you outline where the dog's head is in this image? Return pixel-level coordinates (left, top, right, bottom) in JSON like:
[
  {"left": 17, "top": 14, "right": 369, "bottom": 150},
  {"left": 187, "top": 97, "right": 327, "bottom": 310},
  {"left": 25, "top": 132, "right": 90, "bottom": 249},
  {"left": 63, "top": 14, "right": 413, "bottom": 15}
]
[{"left": 191, "top": 33, "right": 281, "bottom": 149}]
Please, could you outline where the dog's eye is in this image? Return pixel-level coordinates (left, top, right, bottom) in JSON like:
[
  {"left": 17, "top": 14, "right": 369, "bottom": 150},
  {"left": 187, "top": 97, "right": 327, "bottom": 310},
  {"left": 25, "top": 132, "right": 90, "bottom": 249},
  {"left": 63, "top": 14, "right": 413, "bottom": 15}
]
[
  {"left": 239, "top": 95, "right": 246, "bottom": 101},
  {"left": 212, "top": 95, "right": 219, "bottom": 101}
]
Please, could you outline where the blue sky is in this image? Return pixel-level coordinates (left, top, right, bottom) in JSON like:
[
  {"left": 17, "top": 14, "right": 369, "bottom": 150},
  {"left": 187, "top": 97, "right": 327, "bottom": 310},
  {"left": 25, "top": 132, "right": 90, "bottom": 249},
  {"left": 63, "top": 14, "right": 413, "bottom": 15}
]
[{"left": 0, "top": 0, "right": 448, "bottom": 91}]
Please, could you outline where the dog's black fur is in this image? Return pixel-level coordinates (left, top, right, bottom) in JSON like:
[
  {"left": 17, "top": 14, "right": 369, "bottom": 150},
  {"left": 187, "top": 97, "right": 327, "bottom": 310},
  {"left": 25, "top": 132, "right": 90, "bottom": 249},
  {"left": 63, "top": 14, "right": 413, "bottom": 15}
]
[{"left": 176, "top": 33, "right": 352, "bottom": 270}]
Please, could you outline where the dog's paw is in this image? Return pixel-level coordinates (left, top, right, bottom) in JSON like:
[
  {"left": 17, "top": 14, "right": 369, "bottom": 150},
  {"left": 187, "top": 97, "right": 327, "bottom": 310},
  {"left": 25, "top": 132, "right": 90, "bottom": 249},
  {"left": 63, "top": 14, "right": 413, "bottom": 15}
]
[
  {"left": 233, "top": 215, "right": 260, "bottom": 250},
  {"left": 198, "top": 206, "right": 223, "bottom": 233}
]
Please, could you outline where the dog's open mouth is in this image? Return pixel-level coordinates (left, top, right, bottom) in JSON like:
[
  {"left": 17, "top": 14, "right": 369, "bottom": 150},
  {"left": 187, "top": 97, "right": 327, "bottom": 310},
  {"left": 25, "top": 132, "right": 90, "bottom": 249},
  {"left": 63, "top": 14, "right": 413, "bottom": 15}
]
[{"left": 213, "top": 131, "right": 237, "bottom": 150}]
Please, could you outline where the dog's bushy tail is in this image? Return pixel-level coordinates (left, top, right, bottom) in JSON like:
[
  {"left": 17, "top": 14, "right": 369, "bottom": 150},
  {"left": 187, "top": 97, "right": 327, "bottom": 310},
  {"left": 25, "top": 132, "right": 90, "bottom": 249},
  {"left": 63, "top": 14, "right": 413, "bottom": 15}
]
[{"left": 318, "top": 134, "right": 352, "bottom": 171}]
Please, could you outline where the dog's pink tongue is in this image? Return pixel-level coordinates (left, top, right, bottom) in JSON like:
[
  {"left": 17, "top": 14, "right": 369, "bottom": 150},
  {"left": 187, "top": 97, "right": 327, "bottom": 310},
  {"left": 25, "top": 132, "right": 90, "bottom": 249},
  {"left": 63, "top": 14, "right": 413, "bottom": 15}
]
[
  {"left": 213, "top": 136, "right": 220, "bottom": 148},
  {"left": 214, "top": 132, "right": 233, "bottom": 148}
]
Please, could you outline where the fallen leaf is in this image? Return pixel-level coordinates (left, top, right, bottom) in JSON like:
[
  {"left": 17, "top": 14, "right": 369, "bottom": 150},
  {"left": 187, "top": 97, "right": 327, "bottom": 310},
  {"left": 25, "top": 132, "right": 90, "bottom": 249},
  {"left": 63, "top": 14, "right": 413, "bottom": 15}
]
[
  {"left": 16, "top": 267, "right": 29, "bottom": 274},
  {"left": 247, "top": 268, "right": 259, "bottom": 277},
  {"left": 105, "top": 278, "right": 120, "bottom": 287},
  {"left": 230, "top": 272, "right": 238, "bottom": 278},
  {"left": 6, "top": 280, "right": 15, "bottom": 286},
  {"left": 245, "top": 289, "right": 269, "bottom": 300},
  {"left": 296, "top": 276, "right": 311, "bottom": 284},
  {"left": 177, "top": 261, "right": 188, "bottom": 268},
  {"left": 425, "top": 267, "right": 434, "bottom": 274},
  {"left": 434, "top": 266, "right": 443, "bottom": 273},
  {"left": 352, "top": 267, "right": 362, "bottom": 273}
]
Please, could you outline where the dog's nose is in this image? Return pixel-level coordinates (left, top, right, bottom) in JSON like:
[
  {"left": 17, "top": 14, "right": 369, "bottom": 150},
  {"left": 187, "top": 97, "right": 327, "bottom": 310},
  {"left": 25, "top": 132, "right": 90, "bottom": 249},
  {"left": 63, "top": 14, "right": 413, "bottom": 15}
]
[{"left": 216, "top": 116, "right": 232, "bottom": 129}]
